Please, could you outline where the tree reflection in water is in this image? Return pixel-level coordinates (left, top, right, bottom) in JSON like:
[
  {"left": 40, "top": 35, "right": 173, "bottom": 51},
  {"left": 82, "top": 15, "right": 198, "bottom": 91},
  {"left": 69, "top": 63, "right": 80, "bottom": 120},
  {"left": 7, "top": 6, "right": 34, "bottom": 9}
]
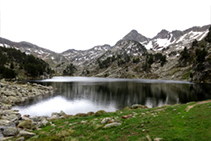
[{"left": 14, "top": 77, "right": 211, "bottom": 116}]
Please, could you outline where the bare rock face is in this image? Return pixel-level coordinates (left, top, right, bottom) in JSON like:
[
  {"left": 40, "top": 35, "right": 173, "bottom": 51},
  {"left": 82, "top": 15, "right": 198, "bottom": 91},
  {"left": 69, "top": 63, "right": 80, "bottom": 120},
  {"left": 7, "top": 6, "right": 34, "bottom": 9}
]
[
  {"left": 123, "top": 29, "right": 150, "bottom": 43},
  {"left": 153, "top": 29, "right": 170, "bottom": 39},
  {"left": 2, "top": 127, "right": 18, "bottom": 136}
]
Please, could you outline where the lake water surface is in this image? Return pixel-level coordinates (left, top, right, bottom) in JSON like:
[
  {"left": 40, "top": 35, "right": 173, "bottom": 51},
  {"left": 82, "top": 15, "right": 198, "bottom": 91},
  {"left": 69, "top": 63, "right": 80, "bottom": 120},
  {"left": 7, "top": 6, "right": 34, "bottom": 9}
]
[{"left": 12, "top": 77, "right": 211, "bottom": 117}]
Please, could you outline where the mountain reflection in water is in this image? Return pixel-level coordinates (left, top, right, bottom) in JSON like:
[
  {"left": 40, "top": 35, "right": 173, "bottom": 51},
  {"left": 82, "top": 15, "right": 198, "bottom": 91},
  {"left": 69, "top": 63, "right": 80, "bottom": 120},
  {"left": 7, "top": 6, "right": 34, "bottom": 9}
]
[{"left": 13, "top": 77, "right": 211, "bottom": 116}]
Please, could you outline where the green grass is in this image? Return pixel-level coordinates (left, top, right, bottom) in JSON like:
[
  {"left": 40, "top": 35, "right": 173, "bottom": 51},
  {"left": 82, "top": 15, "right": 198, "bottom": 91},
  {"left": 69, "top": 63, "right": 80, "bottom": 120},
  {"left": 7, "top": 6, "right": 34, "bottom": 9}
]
[{"left": 10, "top": 100, "right": 211, "bottom": 141}]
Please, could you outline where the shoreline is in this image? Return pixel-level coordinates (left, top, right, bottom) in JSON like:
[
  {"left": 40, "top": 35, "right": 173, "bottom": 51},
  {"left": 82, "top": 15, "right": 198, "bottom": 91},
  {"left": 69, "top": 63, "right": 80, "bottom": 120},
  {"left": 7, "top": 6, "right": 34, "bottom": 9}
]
[
  {"left": 0, "top": 78, "right": 209, "bottom": 140},
  {"left": 0, "top": 79, "right": 54, "bottom": 139}
]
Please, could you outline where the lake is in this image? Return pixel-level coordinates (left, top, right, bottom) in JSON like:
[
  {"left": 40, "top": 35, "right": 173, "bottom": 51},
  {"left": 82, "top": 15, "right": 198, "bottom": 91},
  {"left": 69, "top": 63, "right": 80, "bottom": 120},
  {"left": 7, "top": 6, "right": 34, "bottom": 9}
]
[{"left": 12, "top": 77, "right": 211, "bottom": 117}]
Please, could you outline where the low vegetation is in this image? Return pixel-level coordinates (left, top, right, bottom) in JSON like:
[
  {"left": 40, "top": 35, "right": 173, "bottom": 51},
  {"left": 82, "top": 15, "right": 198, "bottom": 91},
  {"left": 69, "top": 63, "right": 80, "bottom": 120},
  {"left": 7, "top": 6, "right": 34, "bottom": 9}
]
[{"left": 10, "top": 100, "right": 211, "bottom": 141}]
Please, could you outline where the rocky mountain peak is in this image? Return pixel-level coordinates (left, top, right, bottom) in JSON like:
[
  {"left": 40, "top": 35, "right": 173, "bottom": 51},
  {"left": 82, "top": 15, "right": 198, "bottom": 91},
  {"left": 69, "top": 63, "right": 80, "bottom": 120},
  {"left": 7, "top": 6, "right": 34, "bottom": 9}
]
[
  {"left": 123, "top": 29, "right": 149, "bottom": 43},
  {"left": 153, "top": 29, "right": 170, "bottom": 39}
]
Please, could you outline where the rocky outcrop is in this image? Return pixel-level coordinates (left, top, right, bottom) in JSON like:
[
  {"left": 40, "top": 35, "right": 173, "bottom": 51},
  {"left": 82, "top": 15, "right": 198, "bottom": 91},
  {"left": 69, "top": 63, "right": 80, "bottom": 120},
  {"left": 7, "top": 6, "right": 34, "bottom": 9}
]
[
  {"left": 0, "top": 79, "right": 54, "bottom": 139},
  {"left": 123, "top": 29, "right": 150, "bottom": 43},
  {"left": 0, "top": 79, "right": 53, "bottom": 109}
]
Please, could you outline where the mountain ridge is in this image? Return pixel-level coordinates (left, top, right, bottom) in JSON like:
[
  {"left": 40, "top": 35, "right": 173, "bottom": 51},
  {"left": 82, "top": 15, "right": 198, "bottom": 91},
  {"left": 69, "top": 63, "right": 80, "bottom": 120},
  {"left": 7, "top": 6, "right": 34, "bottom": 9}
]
[
  {"left": 0, "top": 24, "right": 210, "bottom": 59},
  {"left": 0, "top": 24, "right": 210, "bottom": 79}
]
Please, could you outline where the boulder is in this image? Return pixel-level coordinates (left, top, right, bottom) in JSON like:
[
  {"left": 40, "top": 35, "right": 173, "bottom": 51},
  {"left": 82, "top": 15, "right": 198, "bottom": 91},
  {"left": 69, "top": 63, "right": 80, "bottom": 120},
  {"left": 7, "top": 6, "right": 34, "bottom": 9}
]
[
  {"left": 103, "top": 122, "right": 122, "bottom": 128},
  {"left": 94, "top": 110, "right": 106, "bottom": 117},
  {"left": 51, "top": 112, "right": 60, "bottom": 117},
  {"left": 4, "top": 91, "right": 16, "bottom": 96},
  {"left": 2, "top": 127, "right": 18, "bottom": 136},
  {"left": 0, "top": 132, "right": 4, "bottom": 138},
  {"left": 48, "top": 115, "right": 59, "bottom": 120},
  {"left": 8, "top": 96, "right": 19, "bottom": 103},
  {"left": 0, "top": 120, "right": 10, "bottom": 126},
  {"left": 18, "top": 120, "right": 32, "bottom": 129},
  {"left": 75, "top": 113, "right": 88, "bottom": 117},
  {"left": 1, "top": 104, "right": 12, "bottom": 110},
  {"left": 131, "top": 104, "right": 148, "bottom": 109},
  {"left": 0, "top": 126, "right": 7, "bottom": 131},
  {"left": 19, "top": 131, "right": 36, "bottom": 138},
  {"left": 101, "top": 117, "right": 112, "bottom": 124},
  {"left": 40, "top": 118, "right": 48, "bottom": 126},
  {"left": 87, "top": 112, "right": 95, "bottom": 116},
  {"left": 59, "top": 110, "right": 66, "bottom": 116},
  {"left": 154, "top": 138, "right": 163, "bottom": 141},
  {"left": 121, "top": 114, "right": 133, "bottom": 119},
  {"left": 16, "top": 137, "right": 25, "bottom": 141},
  {"left": 31, "top": 116, "right": 40, "bottom": 122},
  {"left": 2, "top": 114, "right": 20, "bottom": 121},
  {"left": 1, "top": 96, "right": 8, "bottom": 104},
  {"left": 0, "top": 137, "right": 12, "bottom": 141}
]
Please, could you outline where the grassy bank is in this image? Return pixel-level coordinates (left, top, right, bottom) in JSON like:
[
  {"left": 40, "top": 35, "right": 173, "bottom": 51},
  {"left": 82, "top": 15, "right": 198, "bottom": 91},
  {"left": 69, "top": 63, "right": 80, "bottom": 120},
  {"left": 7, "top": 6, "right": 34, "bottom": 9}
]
[{"left": 12, "top": 100, "right": 211, "bottom": 141}]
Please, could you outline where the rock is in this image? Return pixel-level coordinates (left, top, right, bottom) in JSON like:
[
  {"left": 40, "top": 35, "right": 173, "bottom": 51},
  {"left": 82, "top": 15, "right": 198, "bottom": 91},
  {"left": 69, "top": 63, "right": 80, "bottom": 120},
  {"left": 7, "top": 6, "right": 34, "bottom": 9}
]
[
  {"left": 41, "top": 118, "right": 48, "bottom": 126},
  {"left": 0, "top": 120, "right": 10, "bottom": 126},
  {"left": 146, "top": 135, "right": 152, "bottom": 141},
  {"left": 101, "top": 117, "right": 111, "bottom": 124},
  {"left": 4, "top": 91, "right": 16, "bottom": 96},
  {"left": 31, "top": 116, "right": 40, "bottom": 122},
  {"left": 51, "top": 124, "right": 56, "bottom": 127},
  {"left": 81, "top": 120, "right": 87, "bottom": 124},
  {"left": 18, "top": 120, "right": 32, "bottom": 129},
  {"left": 121, "top": 114, "right": 133, "bottom": 119},
  {"left": 0, "top": 132, "right": 4, "bottom": 138},
  {"left": 94, "top": 124, "right": 104, "bottom": 129},
  {"left": 51, "top": 112, "right": 60, "bottom": 117},
  {"left": 19, "top": 131, "right": 36, "bottom": 138},
  {"left": 8, "top": 96, "right": 18, "bottom": 103},
  {"left": 1, "top": 96, "right": 8, "bottom": 104},
  {"left": 48, "top": 115, "right": 59, "bottom": 120},
  {"left": 154, "top": 138, "right": 163, "bottom": 141},
  {"left": 87, "top": 112, "right": 95, "bottom": 116},
  {"left": 1, "top": 104, "right": 12, "bottom": 110},
  {"left": 131, "top": 104, "right": 148, "bottom": 109},
  {"left": 121, "top": 115, "right": 127, "bottom": 119},
  {"left": 0, "top": 137, "right": 12, "bottom": 141},
  {"left": 122, "top": 106, "right": 131, "bottom": 111},
  {"left": 2, "top": 127, "right": 18, "bottom": 136},
  {"left": 2, "top": 113, "right": 20, "bottom": 123},
  {"left": 94, "top": 110, "right": 106, "bottom": 117},
  {"left": 59, "top": 110, "right": 66, "bottom": 116},
  {"left": 16, "top": 137, "right": 25, "bottom": 141},
  {"left": 103, "top": 122, "right": 122, "bottom": 128},
  {"left": 22, "top": 116, "right": 30, "bottom": 121},
  {"left": 75, "top": 113, "right": 88, "bottom": 117}
]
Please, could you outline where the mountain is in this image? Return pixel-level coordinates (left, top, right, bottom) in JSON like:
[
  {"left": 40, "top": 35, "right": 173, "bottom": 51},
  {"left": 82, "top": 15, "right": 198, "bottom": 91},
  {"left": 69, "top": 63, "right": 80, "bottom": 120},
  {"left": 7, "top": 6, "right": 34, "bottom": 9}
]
[
  {"left": 0, "top": 25, "right": 209, "bottom": 68},
  {"left": 0, "top": 24, "right": 211, "bottom": 82},
  {"left": 62, "top": 44, "right": 112, "bottom": 66},
  {"left": 0, "top": 37, "right": 68, "bottom": 66},
  {"left": 97, "top": 40, "right": 147, "bottom": 62},
  {"left": 123, "top": 30, "right": 150, "bottom": 44},
  {"left": 143, "top": 25, "right": 210, "bottom": 51},
  {"left": 0, "top": 47, "right": 53, "bottom": 80}
]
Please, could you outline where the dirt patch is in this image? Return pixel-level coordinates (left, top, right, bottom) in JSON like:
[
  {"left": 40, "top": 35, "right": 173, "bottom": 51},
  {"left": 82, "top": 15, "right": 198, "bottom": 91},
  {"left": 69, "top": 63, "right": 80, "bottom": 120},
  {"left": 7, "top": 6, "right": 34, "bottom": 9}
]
[{"left": 186, "top": 100, "right": 211, "bottom": 112}]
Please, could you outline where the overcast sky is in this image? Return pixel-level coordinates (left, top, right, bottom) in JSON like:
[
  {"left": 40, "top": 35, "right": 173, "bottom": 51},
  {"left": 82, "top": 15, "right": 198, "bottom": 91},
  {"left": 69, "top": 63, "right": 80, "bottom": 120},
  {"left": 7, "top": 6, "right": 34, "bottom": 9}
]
[{"left": 0, "top": 0, "right": 210, "bottom": 53}]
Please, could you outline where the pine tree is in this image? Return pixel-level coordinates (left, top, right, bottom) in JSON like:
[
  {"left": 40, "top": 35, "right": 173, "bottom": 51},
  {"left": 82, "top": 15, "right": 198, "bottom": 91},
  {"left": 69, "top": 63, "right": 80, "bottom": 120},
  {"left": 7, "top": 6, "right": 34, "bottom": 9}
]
[{"left": 205, "top": 26, "right": 211, "bottom": 43}]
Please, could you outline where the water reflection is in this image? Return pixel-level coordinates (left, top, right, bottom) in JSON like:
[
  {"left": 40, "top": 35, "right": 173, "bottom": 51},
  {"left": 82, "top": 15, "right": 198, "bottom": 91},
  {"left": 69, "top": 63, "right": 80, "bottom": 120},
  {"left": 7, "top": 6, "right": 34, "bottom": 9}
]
[
  {"left": 50, "top": 81, "right": 211, "bottom": 108},
  {"left": 13, "top": 77, "right": 211, "bottom": 116}
]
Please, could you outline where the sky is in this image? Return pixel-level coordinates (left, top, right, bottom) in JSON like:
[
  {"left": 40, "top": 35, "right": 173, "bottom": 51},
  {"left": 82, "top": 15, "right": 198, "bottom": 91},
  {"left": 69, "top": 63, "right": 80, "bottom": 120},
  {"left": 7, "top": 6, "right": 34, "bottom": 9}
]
[{"left": 0, "top": 0, "right": 210, "bottom": 53}]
